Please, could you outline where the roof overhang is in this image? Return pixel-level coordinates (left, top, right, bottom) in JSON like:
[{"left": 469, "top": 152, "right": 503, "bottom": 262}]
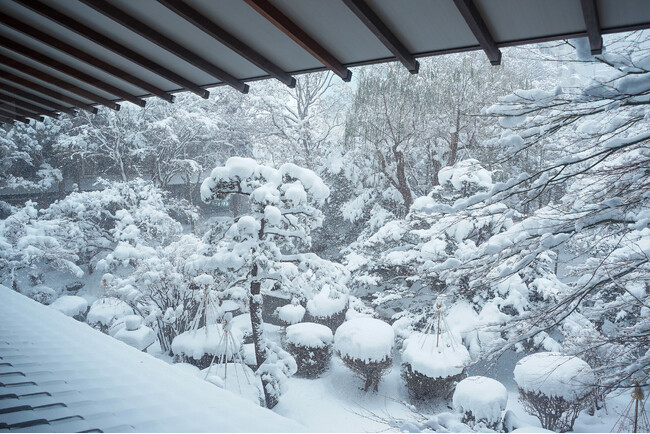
[{"left": 0, "top": 0, "right": 649, "bottom": 123}]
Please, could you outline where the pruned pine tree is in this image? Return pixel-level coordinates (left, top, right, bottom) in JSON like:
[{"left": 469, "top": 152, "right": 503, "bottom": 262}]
[{"left": 199, "top": 157, "right": 346, "bottom": 408}]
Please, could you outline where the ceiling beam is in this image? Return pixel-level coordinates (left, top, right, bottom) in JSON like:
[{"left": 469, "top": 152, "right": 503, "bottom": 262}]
[
  {"left": 0, "top": 104, "right": 44, "bottom": 122},
  {"left": 0, "top": 35, "right": 145, "bottom": 107},
  {"left": 0, "top": 94, "right": 60, "bottom": 118},
  {"left": 453, "top": 0, "right": 501, "bottom": 65},
  {"left": 580, "top": 0, "right": 603, "bottom": 55},
  {"left": 157, "top": 0, "right": 295, "bottom": 88},
  {"left": 243, "top": 0, "right": 352, "bottom": 81},
  {"left": 342, "top": 0, "right": 418, "bottom": 74},
  {"left": 0, "top": 11, "right": 174, "bottom": 103},
  {"left": 0, "top": 82, "right": 77, "bottom": 116},
  {"left": 80, "top": 0, "right": 249, "bottom": 94},
  {"left": 0, "top": 54, "right": 120, "bottom": 110},
  {"left": 13, "top": 0, "right": 209, "bottom": 99},
  {"left": 0, "top": 70, "right": 97, "bottom": 114},
  {"left": 0, "top": 113, "right": 29, "bottom": 124}
]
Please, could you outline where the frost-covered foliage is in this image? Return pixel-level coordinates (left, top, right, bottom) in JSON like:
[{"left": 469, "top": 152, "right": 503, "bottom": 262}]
[
  {"left": 198, "top": 157, "right": 344, "bottom": 408},
  {"left": 345, "top": 160, "right": 562, "bottom": 360},
  {"left": 286, "top": 322, "right": 333, "bottom": 378},
  {"left": 452, "top": 376, "right": 508, "bottom": 430},
  {"left": 460, "top": 33, "right": 650, "bottom": 390},
  {"left": 0, "top": 179, "right": 191, "bottom": 305},
  {"left": 0, "top": 118, "right": 65, "bottom": 191},
  {"left": 334, "top": 317, "right": 394, "bottom": 391},
  {"left": 514, "top": 352, "right": 595, "bottom": 431}
]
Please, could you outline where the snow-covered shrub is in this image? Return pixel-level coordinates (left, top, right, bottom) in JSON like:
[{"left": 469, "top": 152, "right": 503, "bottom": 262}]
[
  {"left": 305, "top": 285, "right": 348, "bottom": 330},
  {"left": 334, "top": 317, "right": 394, "bottom": 391},
  {"left": 171, "top": 324, "right": 243, "bottom": 369},
  {"left": 201, "top": 363, "right": 264, "bottom": 406},
  {"left": 49, "top": 295, "right": 89, "bottom": 321},
  {"left": 401, "top": 332, "right": 470, "bottom": 400},
  {"left": 285, "top": 322, "right": 333, "bottom": 378},
  {"left": 87, "top": 297, "right": 133, "bottom": 334},
  {"left": 514, "top": 352, "right": 595, "bottom": 432},
  {"left": 452, "top": 376, "right": 507, "bottom": 430},
  {"left": 256, "top": 340, "right": 297, "bottom": 409},
  {"left": 276, "top": 303, "right": 306, "bottom": 326}
]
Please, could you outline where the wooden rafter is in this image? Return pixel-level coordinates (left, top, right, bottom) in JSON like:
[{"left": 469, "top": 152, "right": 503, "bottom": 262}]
[
  {"left": 453, "top": 0, "right": 501, "bottom": 65},
  {"left": 0, "top": 82, "right": 77, "bottom": 116},
  {"left": 14, "top": 0, "right": 209, "bottom": 99},
  {"left": 80, "top": 0, "right": 249, "bottom": 94},
  {"left": 342, "top": 0, "right": 418, "bottom": 73},
  {"left": 157, "top": 0, "right": 295, "bottom": 88},
  {"left": 0, "top": 113, "right": 29, "bottom": 124},
  {"left": 0, "top": 104, "right": 44, "bottom": 122},
  {"left": 0, "top": 70, "right": 97, "bottom": 114},
  {"left": 0, "top": 54, "right": 120, "bottom": 110},
  {"left": 243, "top": 0, "right": 352, "bottom": 81},
  {"left": 0, "top": 93, "right": 60, "bottom": 118},
  {"left": 0, "top": 11, "right": 174, "bottom": 102},
  {"left": 0, "top": 35, "right": 145, "bottom": 107},
  {"left": 580, "top": 0, "right": 603, "bottom": 55}
]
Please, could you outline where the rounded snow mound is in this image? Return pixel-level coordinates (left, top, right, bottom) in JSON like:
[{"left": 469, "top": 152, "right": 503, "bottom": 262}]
[
  {"left": 286, "top": 322, "right": 333, "bottom": 348},
  {"left": 334, "top": 317, "right": 394, "bottom": 362},
  {"left": 172, "top": 324, "right": 243, "bottom": 360},
  {"left": 401, "top": 333, "right": 470, "bottom": 378},
  {"left": 513, "top": 352, "right": 595, "bottom": 401},
  {"left": 50, "top": 295, "right": 88, "bottom": 317},
  {"left": 453, "top": 376, "right": 508, "bottom": 424},
  {"left": 278, "top": 304, "right": 306, "bottom": 325}
]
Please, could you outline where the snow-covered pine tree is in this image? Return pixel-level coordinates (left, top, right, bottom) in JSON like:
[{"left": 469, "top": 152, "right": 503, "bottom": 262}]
[{"left": 199, "top": 157, "right": 347, "bottom": 408}]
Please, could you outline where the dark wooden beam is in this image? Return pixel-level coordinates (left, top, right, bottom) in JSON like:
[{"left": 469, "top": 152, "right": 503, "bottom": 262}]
[
  {"left": 0, "top": 35, "right": 145, "bottom": 107},
  {"left": 0, "top": 11, "right": 174, "bottom": 103},
  {"left": 0, "top": 113, "right": 29, "bottom": 124},
  {"left": 453, "top": 0, "right": 501, "bottom": 65},
  {"left": 580, "top": 0, "right": 603, "bottom": 55},
  {"left": 0, "top": 54, "right": 120, "bottom": 110},
  {"left": 80, "top": 0, "right": 249, "bottom": 94},
  {"left": 157, "top": 0, "right": 295, "bottom": 87},
  {"left": 14, "top": 0, "right": 209, "bottom": 99},
  {"left": 243, "top": 0, "right": 352, "bottom": 81},
  {"left": 0, "top": 104, "right": 44, "bottom": 122},
  {"left": 0, "top": 82, "right": 77, "bottom": 116},
  {"left": 0, "top": 70, "right": 97, "bottom": 114},
  {"left": 0, "top": 94, "right": 60, "bottom": 118},
  {"left": 342, "top": 0, "right": 418, "bottom": 73}
]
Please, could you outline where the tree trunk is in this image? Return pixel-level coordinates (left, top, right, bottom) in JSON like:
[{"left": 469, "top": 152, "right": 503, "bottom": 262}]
[
  {"left": 393, "top": 145, "right": 412, "bottom": 213},
  {"left": 249, "top": 263, "right": 275, "bottom": 408},
  {"left": 448, "top": 109, "right": 460, "bottom": 166}
]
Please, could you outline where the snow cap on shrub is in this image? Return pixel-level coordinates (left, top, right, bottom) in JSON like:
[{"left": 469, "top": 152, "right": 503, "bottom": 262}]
[
  {"left": 513, "top": 352, "right": 595, "bottom": 401},
  {"left": 453, "top": 376, "right": 508, "bottom": 424},
  {"left": 334, "top": 317, "right": 394, "bottom": 362},
  {"left": 401, "top": 332, "right": 470, "bottom": 378},
  {"left": 286, "top": 322, "right": 333, "bottom": 348}
]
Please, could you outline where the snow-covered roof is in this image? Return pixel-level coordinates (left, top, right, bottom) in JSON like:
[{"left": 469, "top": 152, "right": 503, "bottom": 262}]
[{"left": 0, "top": 284, "right": 301, "bottom": 432}]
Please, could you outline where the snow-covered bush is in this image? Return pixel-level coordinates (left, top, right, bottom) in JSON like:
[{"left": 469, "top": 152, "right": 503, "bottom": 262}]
[
  {"left": 276, "top": 303, "right": 306, "bottom": 326},
  {"left": 49, "top": 295, "right": 89, "bottom": 321},
  {"left": 401, "top": 332, "right": 470, "bottom": 400},
  {"left": 87, "top": 297, "right": 133, "bottom": 334},
  {"left": 334, "top": 317, "right": 394, "bottom": 391},
  {"left": 452, "top": 376, "right": 507, "bottom": 430},
  {"left": 514, "top": 352, "right": 595, "bottom": 432},
  {"left": 285, "top": 322, "right": 333, "bottom": 378},
  {"left": 304, "top": 285, "right": 348, "bottom": 330},
  {"left": 171, "top": 324, "right": 243, "bottom": 369}
]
